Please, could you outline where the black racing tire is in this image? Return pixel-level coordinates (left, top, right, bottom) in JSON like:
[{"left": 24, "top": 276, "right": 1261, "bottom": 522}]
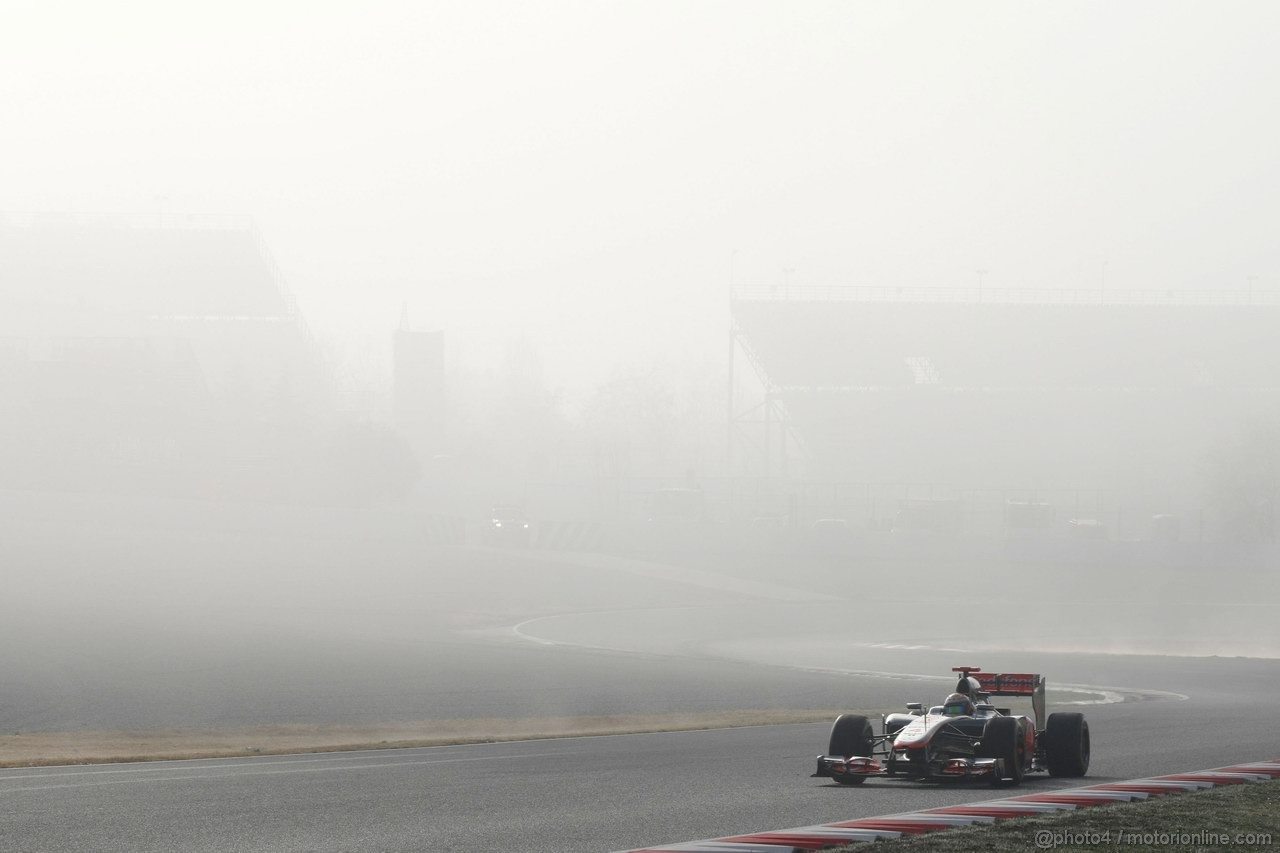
[
  {"left": 977, "top": 716, "right": 1026, "bottom": 786},
  {"left": 1045, "top": 713, "right": 1091, "bottom": 778},
  {"left": 828, "top": 714, "right": 874, "bottom": 786}
]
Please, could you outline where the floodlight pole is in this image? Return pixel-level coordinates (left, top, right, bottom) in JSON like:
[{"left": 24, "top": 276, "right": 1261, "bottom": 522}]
[{"left": 727, "top": 250, "right": 738, "bottom": 518}]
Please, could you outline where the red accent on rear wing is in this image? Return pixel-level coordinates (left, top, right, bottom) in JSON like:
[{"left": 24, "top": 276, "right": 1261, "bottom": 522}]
[
  {"left": 974, "top": 672, "right": 1042, "bottom": 696},
  {"left": 971, "top": 672, "right": 1046, "bottom": 728}
]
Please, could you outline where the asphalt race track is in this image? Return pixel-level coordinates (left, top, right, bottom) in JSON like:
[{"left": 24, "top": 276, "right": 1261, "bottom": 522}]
[
  {"left": 0, "top": 709, "right": 1272, "bottom": 853},
  {"left": 3, "top": 540, "right": 1278, "bottom": 852},
  {"left": 3, "top": 647, "right": 1278, "bottom": 853}
]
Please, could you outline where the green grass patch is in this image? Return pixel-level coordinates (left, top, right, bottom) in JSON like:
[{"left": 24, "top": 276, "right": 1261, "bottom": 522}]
[{"left": 829, "top": 780, "right": 1279, "bottom": 851}]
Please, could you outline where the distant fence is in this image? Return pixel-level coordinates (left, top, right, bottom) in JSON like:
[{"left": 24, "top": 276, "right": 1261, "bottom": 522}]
[
  {"left": 422, "top": 515, "right": 467, "bottom": 547},
  {"left": 531, "top": 520, "right": 605, "bottom": 551}
]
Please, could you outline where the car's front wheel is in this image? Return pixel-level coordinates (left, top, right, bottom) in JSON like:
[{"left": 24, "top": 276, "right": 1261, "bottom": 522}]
[
  {"left": 828, "top": 714, "right": 874, "bottom": 786},
  {"left": 977, "top": 716, "right": 1026, "bottom": 786}
]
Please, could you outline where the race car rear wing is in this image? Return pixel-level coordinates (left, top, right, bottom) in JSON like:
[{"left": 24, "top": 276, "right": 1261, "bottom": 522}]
[{"left": 953, "top": 667, "right": 1046, "bottom": 729}]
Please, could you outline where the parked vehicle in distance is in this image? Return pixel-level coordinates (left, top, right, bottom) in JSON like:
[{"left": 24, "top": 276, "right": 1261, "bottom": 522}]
[
  {"left": 1066, "top": 517, "right": 1108, "bottom": 539},
  {"left": 482, "top": 504, "right": 530, "bottom": 546}
]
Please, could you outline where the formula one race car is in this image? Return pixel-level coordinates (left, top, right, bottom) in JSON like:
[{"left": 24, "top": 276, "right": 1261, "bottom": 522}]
[{"left": 813, "top": 666, "right": 1090, "bottom": 786}]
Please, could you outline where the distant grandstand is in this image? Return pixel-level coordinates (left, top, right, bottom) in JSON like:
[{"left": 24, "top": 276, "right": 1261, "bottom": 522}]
[
  {"left": 0, "top": 213, "right": 321, "bottom": 498},
  {"left": 0, "top": 212, "right": 297, "bottom": 319},
  {"left": 729, "top": 286, "right": 1280, "bottom": 533}
]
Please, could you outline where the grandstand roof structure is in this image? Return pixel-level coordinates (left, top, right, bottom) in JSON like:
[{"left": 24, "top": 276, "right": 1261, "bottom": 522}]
[
  {"left": 732, "top": 287, "right": 1280, "bottom": 392},
  {"left": 728, "top": 287, "right": 1280, "bottom": 496},
  {"left": 0, "top": 214, "right": 323, "bottom": 498},
  {"left": 0, "top": 213, "right": 295, "bottom": 321}
]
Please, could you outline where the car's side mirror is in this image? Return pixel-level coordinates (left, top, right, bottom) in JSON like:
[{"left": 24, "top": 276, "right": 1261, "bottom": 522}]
[{"left": 906, "top": 702, "right": 923, "bottom": 714}]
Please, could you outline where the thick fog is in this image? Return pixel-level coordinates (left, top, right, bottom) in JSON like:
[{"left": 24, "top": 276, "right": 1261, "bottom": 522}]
[{"left": 1, "top": 1, "right": 1278, "bottom": 744}]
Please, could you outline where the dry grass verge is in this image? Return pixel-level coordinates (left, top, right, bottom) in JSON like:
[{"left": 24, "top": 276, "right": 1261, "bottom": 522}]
[{"left": 0, "top": 708, "right": 862, "bottom": 768}]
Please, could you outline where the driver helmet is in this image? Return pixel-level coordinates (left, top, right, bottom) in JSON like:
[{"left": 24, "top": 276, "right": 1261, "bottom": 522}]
[{"left": 942, "top": 692, "right": 975, "bottom": 716}]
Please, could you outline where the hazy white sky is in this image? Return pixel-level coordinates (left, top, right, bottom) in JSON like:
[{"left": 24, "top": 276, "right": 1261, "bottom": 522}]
[{"left": 4, "top": 1, "right": 1278, "bottom": 392}]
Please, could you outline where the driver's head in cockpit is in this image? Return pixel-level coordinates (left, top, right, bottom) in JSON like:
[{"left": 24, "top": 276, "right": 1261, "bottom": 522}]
[{"left": 942, "top": 692, "right": 976, "bottom": 716}]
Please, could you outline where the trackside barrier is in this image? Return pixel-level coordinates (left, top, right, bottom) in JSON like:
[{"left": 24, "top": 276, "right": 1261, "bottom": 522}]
[
  {"left": 531, "top": 520, "right": 603, "bottom": 551},
  {"left": 614, "top": 759, "right": 1280, "bottom": 852},
  {"left": 423, "top": 515, "right": 466, "bottom": 547}
]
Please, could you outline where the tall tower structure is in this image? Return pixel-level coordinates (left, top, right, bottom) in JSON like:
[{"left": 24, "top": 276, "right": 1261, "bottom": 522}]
[{"left": 392, "top": 304, "right": 445, "bottom": 455}]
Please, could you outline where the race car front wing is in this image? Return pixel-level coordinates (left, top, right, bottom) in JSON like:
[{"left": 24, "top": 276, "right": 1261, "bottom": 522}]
[{"left": 813, "top": 754, "right": 1003, "bottom": 780}]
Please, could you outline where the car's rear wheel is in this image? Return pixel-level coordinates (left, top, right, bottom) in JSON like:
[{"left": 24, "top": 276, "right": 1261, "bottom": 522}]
[
  {"left": 828, "top": 714, "right": 874, "bottom": 786},
  {"left": 1045, "top": 713, "right": 1090, "bottom": 777},
  {"left": 977, "top": 716, "right": 1025, "bottom": 786}
]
